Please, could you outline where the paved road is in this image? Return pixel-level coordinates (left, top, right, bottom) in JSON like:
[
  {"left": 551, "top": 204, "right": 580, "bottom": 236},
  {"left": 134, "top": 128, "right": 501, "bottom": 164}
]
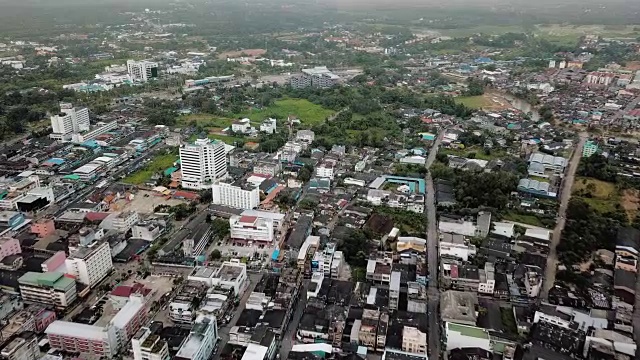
[
  {"left": 635, "top": 272, "right": 640, "bottom": 359},
  {"left": 214, "top": 273, "right": 262, "bottom": 359},
  {"left": 540, "top": 132, "right": 588, "bottom": 300},
  {"left": 425, "top": 129, "right": 446, "bottom": 360},
  {"left": 279, "top": 280, "right": 309, "bottom": 359}
]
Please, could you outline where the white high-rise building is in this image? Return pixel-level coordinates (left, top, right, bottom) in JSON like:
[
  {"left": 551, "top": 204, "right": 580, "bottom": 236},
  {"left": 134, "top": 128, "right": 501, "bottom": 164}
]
[
  {"left": 179, "top": 139, "right": 228, "bottom": 190},
  {"left": 211, "top": 182, "right": 260, "bottom": 210},
  {"left": 132, "top": 328, "right": 170, "bottom": 360},
  {"left": 174, "top": 315, "right": 218, "bottom": 360},
  {"left": 50, "top": 102, "right": 90, "bottom": 141},
  {"left": 127, "top": 60, "right": 159, "bottom": 82},
  {"left": 65, "top": 242, "right": 113, "bottom": 288}
]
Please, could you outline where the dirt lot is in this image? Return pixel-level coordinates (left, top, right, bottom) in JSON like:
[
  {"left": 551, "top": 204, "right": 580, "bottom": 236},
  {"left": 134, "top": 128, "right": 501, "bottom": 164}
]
[
  {"left": 110, "top": 190, "right": 187, "bottom": 214},
  {"left": 122, "top": 275, "right": 176, "bottom": 303},
  {"left": 621, "top": 189, "right": 640, "bottom": 220},
  {"left": 217, "top": 48, "right": 266, "bottom": 59}
]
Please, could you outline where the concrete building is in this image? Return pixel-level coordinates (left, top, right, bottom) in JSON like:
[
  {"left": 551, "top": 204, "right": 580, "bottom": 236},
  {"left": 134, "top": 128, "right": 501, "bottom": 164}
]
[
  {"left": 110, "top": 296, "right": 148, "bottom": 348},
  {"left": 127, "top": 60, "right": 159, "bottom": 82},
  {"left": 46, "top": 321, "right": 118, "bottom": 358},
  {"left": 229, "top": 215, "right": 274, "bottom": 245},
  {"left": 315, "top": 162, "right": 335, "bottom": 180},
  {"left": 439, "top": 233, "right": 476, "bottom": 261},
  {"left": 174, "top": 315, "right": 218, "bottom": 360},
  {"left": 180, "top": 139, "right": 227, "bottom": 190},
  {"left": 18, "top": 272, "right": 77, "bottom": 310},
  {"left": 0, "top": 332, "right": 39, "bottom": 360},
  {"left": 253, "top": 161, "right": 281, "bottom": 177},
  {"left": 0, "top": 237, "right": 21, "bottom": 262},
  {"left": 290, "top": 67, "right": 339, "bottom": 89},
  {"left": 50, "top": 103, "right": 90, "bottom": 142},
  {"left": 402, "top": 326, "right": 427, "bottom": 355},
  {"left": 132, "top": 327, "right": 170, "bottom": 360},
  {"left": 131, "top": 220, "right": 165, "bottom": 241},
  {"left": 583, "top": 140, "right": 599, "bottom": 158},
  {"left": 65, "top": 241, "right": 113, "bottom": 288},
  {"left": 212, "top": 182, "right": 260, "bottom": 210},
  {"left": 70, "top": 121, "right": 118, "bottom": 143},
  {"left": 30, "top": 219, "right": 55, "bottom": 238},
  {"left": 211, "top": 260, "right": 247, "bottom": 296},
  {"left": 440, "top": 291, "right": 478, "bottom": 326}
]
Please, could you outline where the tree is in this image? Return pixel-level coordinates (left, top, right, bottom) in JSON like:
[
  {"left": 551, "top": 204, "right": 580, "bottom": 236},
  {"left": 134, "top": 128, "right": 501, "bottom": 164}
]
[
  {"left": 297, "top": 164, "right": 314, "bottom": 182},
  {"left": 211, "top": 249, "right": 222, "bottom": 260}
]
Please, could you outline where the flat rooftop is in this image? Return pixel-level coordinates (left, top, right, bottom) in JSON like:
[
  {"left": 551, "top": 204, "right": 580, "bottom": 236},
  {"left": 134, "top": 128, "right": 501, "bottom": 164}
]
[{"left": 45, "top": 320, "right": 108, "bottom": 340}]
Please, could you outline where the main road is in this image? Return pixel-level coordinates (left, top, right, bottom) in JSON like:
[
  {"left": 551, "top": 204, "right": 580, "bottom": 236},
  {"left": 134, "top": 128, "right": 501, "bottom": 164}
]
[
  {"left": 425, "top": 129, "right": 446, "bottom": 360},
  {"left": 540, "top": 132, "right": 588, "bottom": 300}
]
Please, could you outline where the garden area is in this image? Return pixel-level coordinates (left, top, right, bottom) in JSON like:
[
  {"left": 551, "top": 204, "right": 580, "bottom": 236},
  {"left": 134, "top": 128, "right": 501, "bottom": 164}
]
[{"left": 122, "top": 153, "right": 178, "bottom": 185}]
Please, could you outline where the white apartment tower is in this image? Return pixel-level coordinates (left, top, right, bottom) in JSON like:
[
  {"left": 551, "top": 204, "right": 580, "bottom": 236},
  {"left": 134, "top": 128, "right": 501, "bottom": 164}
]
[
  {"left": 211, "top": 182, "right": 260, "bottom": 210},
  {"left": 179, "top": 139, "right": 228, "bottom": 190},
  {"left": 50, "top": 102, "right": 90, "bottom": 141},
  {"left": 132, "top": 328, "right": 170, "bottom": 360},
  {"left": 65, "top": 242, "right": 113, "bottom": 288},
  {"left": 127, "top": 60, "right": 159, "bottom": 82}
]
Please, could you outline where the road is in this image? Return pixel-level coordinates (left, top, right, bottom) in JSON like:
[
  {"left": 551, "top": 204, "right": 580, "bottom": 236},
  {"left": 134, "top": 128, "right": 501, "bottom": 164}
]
[
  {"left": 279, "top": 280, "right": 309, "bottom": 359},
  {"left": 635, "top": 270, "right": 640, "bottom": 359},
  {"left": 214, "top": 273, "right": 262, "bottom": 359},
  {"left": 425, "top": 129, "right": 446, "bottom": 360},
  {"left": 540, "top": 132, "right": 588, "bottom": 301}
]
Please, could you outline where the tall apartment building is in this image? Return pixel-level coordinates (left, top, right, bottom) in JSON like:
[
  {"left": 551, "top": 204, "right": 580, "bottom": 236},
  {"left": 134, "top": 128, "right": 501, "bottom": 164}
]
[
  {"left": 290, "top": 67, "right": 340, "bottom": 89},
  {"left": 0, "top": 237, "right": 21, "bottom": 261},
  {"left": 110, "top": 296, "right": 147, "bottom": 348},
  {"left": 0, "top": 331, "right": 39, "bottom": 360},
  {"left": 180, "top": 139, "right": 227, "bottom": 190},
  {"left": 65, "top": 242, "right": 113, "bottom": 288},
  {"left": 127, "top": 60, "right": 159, "bottom": 82},
  {"left": 211, "top": 182, "right": 260, "bottom": 210},
  {"left": 18, "top": 272, "right": 77, "bottom": 310},
  {"left": 50, "top": 103, "right": 90, "bottom": 142},
  {"left": 174, "top": 315, "right": 218, "bottom": 360},
  {"left": 46, "top": 321, "right": 118, "bottom": 358},
  {"left": 132, "top": 328, "right": 170, "bottom": 360},
  {"left": 583, "top": 140, "right": 599, "bottom": 158}
]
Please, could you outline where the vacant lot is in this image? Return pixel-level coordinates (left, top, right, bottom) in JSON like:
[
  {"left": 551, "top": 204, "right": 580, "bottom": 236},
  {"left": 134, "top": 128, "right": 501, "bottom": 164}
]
[
  {"left": 454, "top": 93, "right": 510, "bottom": 111},
  {"left": 572, "top": 177, "right": 618, "bottom": 213},
  {"left": 621, "top": 189, "right": 640, "bottom": 221},
  {"left": 177, "top": 114, "right": 233, "bottom": 129},
  {"left": 123, "top": 154, "right": 178, "bottom": 185},
  {"left": 234, "top": 98, "right": 335, "bottom": 126},
  {"left": 502, "top": 212, "right": 544, "bottom": 227}
]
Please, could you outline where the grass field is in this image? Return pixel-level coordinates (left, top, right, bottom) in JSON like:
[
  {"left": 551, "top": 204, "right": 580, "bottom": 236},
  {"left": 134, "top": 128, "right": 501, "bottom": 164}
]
[
  {"left": 233, "top": 98, "right": 334, "bottom": 126},
  {"left": 177, "top": 114, "right": 233, "bottom": 129},
  {"left": 572, "top": 177, "right": 618, "bottom": 213},
  {"left": 502, "top": 212, "right": 545, "bottom": 227},
  {"left": 442, "top": 146, "right": 506, "bottom": 161},
  {"left": 122, "top": 154, "right": 178, "bottom": 185},
  {"left": 207, "top": 134, "right": 246, "bottom": 145},
  {"left": 454, "top": 96, "right": 495, "bottom": 109}
]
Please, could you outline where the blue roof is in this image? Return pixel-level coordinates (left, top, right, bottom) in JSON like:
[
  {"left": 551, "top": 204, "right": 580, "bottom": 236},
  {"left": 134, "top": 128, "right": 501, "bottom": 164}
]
[
  {"left": 81, "top": 140, "right": 99, "bottom": 148},
  {"left": 46, "top": 158, "right": 65, "bottom": 165},
  {"left": 271, "top": 249, "right": 280, "bottom": 261},
  {"left": 475, "top": 57, "right": 494, "bottom": 63}
]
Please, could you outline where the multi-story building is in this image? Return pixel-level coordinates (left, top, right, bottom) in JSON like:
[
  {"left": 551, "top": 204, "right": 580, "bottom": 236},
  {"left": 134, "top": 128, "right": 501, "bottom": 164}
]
[
  {"left": 127, "top": 60, "right": 159, "bottom": 82},
  {"left": 402, "top": 326, "right": 427, "bottom": 355},
  {"left": 295, "top": 130, "right": 315, "bottom": 144},
  {"left": 18, "top": 272, "right": 77, "bottom": 310},
  {"left": 46, "top": 321, "right": 118, "bottom": 358},
  {"left": 65, "top": 242, "right": 113, "bottom": 288},
  {"left": 110, "top": 296, "right": 147, "bottom": 348},
  {"left": 0, "top": 237, "right": 21, "bottom": 261},
  {"left": 132, "top": 327, "right": 170, "bottom": 360},
  {"left": 0, "top": 306, "right": 57, "bottom": 341},
  {"left": 253, "top": 160, "right": 281, "bottom": 177},
  {"left": 0, "top": 331, "right": 39, "bottom": 360},
  {"left": 212, "top": 182, "right": 260, "bottom": 210},
  {"left": 389, "top": 271, "right": 401, "bottom": 311},
  {"left": 583, "top": 140, "right": 599, "bottom": 158},
  {"left": 30, "top": 219, "right": 55, "bottom": 238},
  {"left": 70, "top": 121, "right": 118, "bottom": 143},
  {"left": 50, "top": 103, "right": 90, "bottom": 142},
  {"left": 180, "top": 139, "right": 227, "bottom": 190},
  {"left": 101, "top": 211, "right": 140, "bottom": 232},
  {"left": 211, "top": 260, "right": 247, "bottom": 296},
  {"left": 174, "top": 315, "right": 218, "bottom": 360},
  {"left": 229, "top": 215, "right": 274, "bottom": 245},
  {"left": 290, "top": 67, "right": 340, "bottom": 89},
  {"left": 315, "top": 162, "right": 335, "bottom": 180}
]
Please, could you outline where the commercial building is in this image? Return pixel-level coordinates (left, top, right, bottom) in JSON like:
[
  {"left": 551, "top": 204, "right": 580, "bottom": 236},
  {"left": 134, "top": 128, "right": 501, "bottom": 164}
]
[
  {"left": 253, "top": 160, "right": 281, "bottom": 177},
  {"left": 50, "top": 103, "right": 90, "bottom": 142},
  {"left": 180, "top": 139, "right": 227, "bottom": 190},
  {"left": 174, "top": 314, "right": 219, "bottom": 360},
  {"left": 127, "top": 60, "right": 159, "bottom": 82},
  {"left": 0, "top": 331, "right": 39, "bottom": 360},
  {"left": 315, "top": 162, "right": 335, "bottom": 180},
  {"left": 229, "top": 215, "right": 275, "bottom": 245},
  {"left": 70, "top": 121, "right": 118, "bottom": 143},
  {"left": 212, "top": 182, "right": 260, "bottom": 210},
  {"left": 111, "top": 296, "right": 148, "bottom": 347},
  {"left": 65, "top": 241, "right": 113, "bottom": 288},
  {"left": 211, "top": 260, "right": 247, "bottom": 296},
  {"left": 101, "top": 211, "right": 140, "bottom": 232},
  {"left": 46, "top": 321, "right": 118, "bottom": 358},
  {"left": 0, "top": 237, "right": 21, "bottom": 262},
  {"left": 18, "top": 272, "right": 77, "bottom": 310},
  {"left": 290, "top": 67, "right": 340, "bottom": 89},
  {"left": 132, "top": 327, "right": 170, "bottom": 360}
]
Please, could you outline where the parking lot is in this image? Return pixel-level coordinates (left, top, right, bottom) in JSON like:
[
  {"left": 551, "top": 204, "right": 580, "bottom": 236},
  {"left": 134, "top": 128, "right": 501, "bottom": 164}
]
[
  {"left": 121, "top": 275, "right": 176, "bottom": 303},
  {"left": 111, "top": 189, "right": 188, "bottom": 214}
]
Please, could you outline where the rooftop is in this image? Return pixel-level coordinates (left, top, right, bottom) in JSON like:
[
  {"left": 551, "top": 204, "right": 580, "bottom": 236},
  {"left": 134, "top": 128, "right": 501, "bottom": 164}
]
[{"left": 45, "top": 320, "right": 108, "bottom": 340}]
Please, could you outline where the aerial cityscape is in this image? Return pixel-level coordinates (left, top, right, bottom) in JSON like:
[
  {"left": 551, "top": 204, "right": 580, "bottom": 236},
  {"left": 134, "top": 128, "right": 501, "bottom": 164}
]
[{"left": 0, "top": 0, "right": 639, "bottom": 360}]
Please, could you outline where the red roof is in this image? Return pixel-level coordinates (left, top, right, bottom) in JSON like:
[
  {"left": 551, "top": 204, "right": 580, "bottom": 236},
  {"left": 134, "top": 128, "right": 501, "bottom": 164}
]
[
  {"left": 239, "top": 215, "right": 257, "bottom": 224},
  {"left": 450, "top": 265, "right": 459, "bottom": 278},
  {"left": 85, "top": 212, "right": 110, "bottom": 222},
  {"left": 173, "top": 191, "right": 200, "bottom": 200},
  {"left": 111, "top": 285, "right": 134, "bottom": 297},
  {"left": 250, "top": 173, "right": 271, "bottom": 178}
]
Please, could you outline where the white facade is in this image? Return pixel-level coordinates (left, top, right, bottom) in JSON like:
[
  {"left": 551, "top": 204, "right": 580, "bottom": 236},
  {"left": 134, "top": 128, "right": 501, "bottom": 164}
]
[
  {"left": 212, "top": 182, "right": 260, "bottom": 210},
  {"left": 229, "top": 215, "right": 274, "bottom": 244},
  {"left": 127, "top": 60, "right": 159, "bottom": 82},
  {"left": 175, "top": 314, "right": 218, "bottom": 360},
  {"left": 315, "top": 163, "right": 335, "bottom": 180},
  {"left": 180, "top": 139, "right": 227, "bottom": 190},
  {"left": 71, "top": 121, "right": 118, "bottom": 143},
  {"left": 0, "top": 335, "right": 39, "bottom": 360},
  {"left": 260, "top": 118, "right": 277, "bottom": 134},
  {"left": 65, "top": 242, "right": 113, "bottom": 288},
  {"left": 50, "top": 103, "right": 90, "bottom": 141},
  {"left": 211, "top": 260, "right": 247, "bottom": 296},
  {"left": 132, "top": 327, "right": 170, "bottom": 360},
  {"left": 439, "top": 241, "right": 476, "bottom": 262},
  {"left": 402, "top": 326, "right": 427, "bottom": 355}
]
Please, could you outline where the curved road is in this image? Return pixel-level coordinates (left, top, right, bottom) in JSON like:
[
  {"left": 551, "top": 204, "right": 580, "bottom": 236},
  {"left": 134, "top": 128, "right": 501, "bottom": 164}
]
[{"left": 540, "top": 132, "right": 588, "bottom": 300}]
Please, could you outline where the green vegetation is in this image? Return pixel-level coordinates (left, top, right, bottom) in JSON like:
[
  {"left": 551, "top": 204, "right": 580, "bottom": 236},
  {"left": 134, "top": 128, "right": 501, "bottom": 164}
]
[
  {"left": 177, "top": 114, "right": 233, "bottom": 129},
  {"left": 572, "top": 177, "right": 619, "bottom": 214},
  {"left": 234, "top": 98, "right": 335, "bottom": 126},
  {"left": 454, "top": 95, "right": 494, "bottom": 109},
  {"left": 502, "top": 212, "right": 545, "bottom": 227},
  {"left": 373, "top": 206, "right": 426, "bottom": 235},
  {"left": 122, "top": 153, "right": 178, "bottom": 185},
  {"left": 206, "top": 134, "right": 246, "bottom": 145}
]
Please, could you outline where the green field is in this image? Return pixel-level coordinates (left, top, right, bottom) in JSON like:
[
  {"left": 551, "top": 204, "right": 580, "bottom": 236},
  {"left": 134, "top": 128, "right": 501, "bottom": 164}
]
[
  {"left": 177, "top": 114, "right": 233, "bottom": 129},
  {"left": 122, "top": 154, "right": 178, "bottom": 185},
  {"left": 207, "top": 134, "right": 246, "bottom": 145},
  {"left": 454, "top": 95, "right": 495, "bottom": 109},
  {"left": 572, "top": 177, "right": 619, "bottom": 213},
  {"left": 233, "top": 98, "right": 335, "bottom": 126},
  {"left": 502, "top": 212, "right": 544, "bottom": 227},
  {"left": 442, "top": 146, "right": 506, "bottom": 161}
]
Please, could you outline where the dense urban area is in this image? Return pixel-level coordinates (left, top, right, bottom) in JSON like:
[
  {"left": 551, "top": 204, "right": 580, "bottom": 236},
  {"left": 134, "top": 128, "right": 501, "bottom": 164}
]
[{"left": 1, "top": 1, "right": 640, "bottom": 360}]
